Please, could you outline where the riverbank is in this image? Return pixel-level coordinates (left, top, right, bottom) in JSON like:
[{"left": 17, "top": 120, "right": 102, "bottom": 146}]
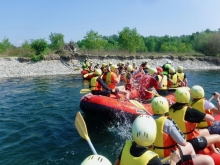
[{"left": 0, "top": 55, "right": 220, "bottom": 78}]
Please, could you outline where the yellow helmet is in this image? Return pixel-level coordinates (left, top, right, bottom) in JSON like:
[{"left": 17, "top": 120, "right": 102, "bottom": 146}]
[
  {"left": 169, "top": 67, "right": 176, "bottom": 74},
  {"left": 190, "top": 85, "right": 204, "bottom": 99},
  {"left": 110, "top": 65, "right": 118, "bottom": 72},
  {"left": 177, "top": 66, "right": 183, "bottom": 72},
  {"left": 95, "top": 69, "right": 102, "bottom": 76},
  {"left": 127, "top": 65, "right": 133, "bottom": 72},
  {"left": 145, "top": 65, "right": 150, "bottom": 69},
  {"left": 148, "top": 68, "right": 157, "bottom": 76},
  {"left": 132, "top": 115, "right": 157, "bottom": 147},
  {"left": 175, "top": 87, "right": 190, "bottom": 103},
  {"left": 81, "top": 155, "right": 112, "bottom": 165},
  {"left": 151, "top": 96, "right": 169, "bottom": 115},
  {"left": 102, "top": 62, "right": 107, "bottom": 67}
]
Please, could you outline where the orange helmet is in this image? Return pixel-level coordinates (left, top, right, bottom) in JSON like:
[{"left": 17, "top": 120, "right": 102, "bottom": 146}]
[{"left": 156, "top": 67, "right": 163, "bottom": 73}]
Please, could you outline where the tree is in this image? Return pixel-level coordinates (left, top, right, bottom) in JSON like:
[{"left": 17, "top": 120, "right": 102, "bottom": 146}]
[
  {"left": 82, "top": 30, "right": 107, "bottom": 50},
  {"left": 118, "top": 27, "right": 145, "bottom": 53},
  {"left": 0, "top": 37, "right": 12, "bottom": 53},
  {"left": 49, "top": 33, "right": 65, "bottom": 50},
  {"left": 30, "top": 38, "right": 49, "bottom": 55}
]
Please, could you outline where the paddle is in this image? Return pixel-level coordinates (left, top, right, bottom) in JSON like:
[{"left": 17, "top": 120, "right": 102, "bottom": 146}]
[
  {"left": 74, "top": 111, "right": 97, "bottom": 154},
  {"left": 80, "top": 88, "right": 91, "bottom": 94},
  {"left": 83, "top": 72, "right": 95, "bottom": 78},
  {"left": 145, "top": 90, "right": 160, "bottom": 97},
  {"left": 129, "top": 100, "right": 153, "bottom": 116},
  {"left": 74, "top": 67, "right": 80, "bottom": 71}
]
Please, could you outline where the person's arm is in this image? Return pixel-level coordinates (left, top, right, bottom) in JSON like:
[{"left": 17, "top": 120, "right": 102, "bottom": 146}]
[
  {"left": 114, "top": 159, "right": 120, "bottom": 165},
  {"left": 97, "top": 77, "right": 111, "bottom": 91},
  {"left": 185, "top": 107, "right": 214, "bottom": 123}
]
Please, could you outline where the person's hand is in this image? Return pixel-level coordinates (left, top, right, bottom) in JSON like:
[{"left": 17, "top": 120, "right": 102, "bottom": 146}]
[
  {"left": 170, "top": 151, "right": 181, "bottom": 165},
  {"left": 214, "top": 92, "right": 220, "bottom": 100}
]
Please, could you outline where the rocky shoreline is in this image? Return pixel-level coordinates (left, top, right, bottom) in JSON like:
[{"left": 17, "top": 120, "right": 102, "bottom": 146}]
[{"left": 0, "top": 55, "right": 220, "bottom": 78}]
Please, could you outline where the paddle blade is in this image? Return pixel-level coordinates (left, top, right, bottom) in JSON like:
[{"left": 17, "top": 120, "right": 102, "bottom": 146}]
[
  {"left": 75, "top": 112, "right": 89, "bottom": 141},
  {"left": 161, "top": 156, "right": 170, "bottom": 163},
  {"left": 80, "top": 89, "right": 91, "bottom": 94}
]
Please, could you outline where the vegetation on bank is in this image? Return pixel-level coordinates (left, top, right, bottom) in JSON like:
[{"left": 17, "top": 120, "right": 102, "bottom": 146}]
[{"left": 0, "top": 28, "right": 220, "bottom": 61}]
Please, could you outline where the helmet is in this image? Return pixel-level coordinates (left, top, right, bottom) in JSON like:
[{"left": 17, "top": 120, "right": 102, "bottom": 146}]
[
  {"left": 110, "top": 65, "right": 118, "bottom": 72},
  {"left": 145, "top": 65, "right": 150, "bottom": 69},
  {"left": 102, "top": 62, "right": 107, "bottom": 67},
  {"left": 148, "top": 68, "right": 157, "bottom": 76},
  {"left": 85, "top": 58, "right": 88, "bottom": 61},
  {"left": 169, "top": 67, "right": 176, "bottom": 74},
  {"left": 95, "top": 69, "right": 102, "bottom": 76},
  {"left": 127, "top": 65, "right": 133, "bottom": 72},
  {"left": 152, "top": 96, "right": 169, "bottom": 115},
  {"left": 132, "top": 115, "right": 157, "bottom": 146},
  {"left": 190, "top": 85, "right": 204, "bottom": 99},
  {"left": 165, "top": 64, "right": 171, "bottom": 69},
  {"left": 177, "top": 66, "right": 183, "bottom": 73},
  {"left": 132, "top": 61, "right": 136, "bottom": 64},
  {"left": 175, "top": 87, "right": 190, "bottom": 103},
  {"left": 156, "top": 67, "right": 163, "bottom": 73},
  {"left": 81, "top": 155, "right": 112, "bottom": 165},
  {"left": 109, "top": 62, "right": 112, "bottom": 65}
]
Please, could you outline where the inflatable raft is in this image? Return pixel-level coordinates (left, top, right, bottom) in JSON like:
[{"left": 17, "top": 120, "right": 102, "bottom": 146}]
[{"left": 80, "top": 91, "right": 176, "bottom": 121}]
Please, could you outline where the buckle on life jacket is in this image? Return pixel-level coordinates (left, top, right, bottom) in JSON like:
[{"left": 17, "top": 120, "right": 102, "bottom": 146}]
[{"left": 153, "top": 144, "right": 177, "bottom": 150}]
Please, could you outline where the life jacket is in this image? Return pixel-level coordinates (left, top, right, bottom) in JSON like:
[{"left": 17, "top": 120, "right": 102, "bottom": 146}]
[
  {"left": 120, "top": 140, "right": 158, "bottom": 165},
  {"left": 169, "top": 106, "right": 200, "bottom": 141},
  {"left": 106, "top": 71, "right": 118, "bottom": 89},
  {"left": 124, "top": 72, "right": 132, "bottom": 90},
  {"left": 151, "top": 116, "right": 177, "bottom": 157},
  {"left": 90, "top": 77, "right": 102, "bottom": 91},
  {"left": 189, "top": 98, "right": 213, "bottom": 128},
  {"left": 157, "top": 75, "right": 167, "bottom": 90},
  {"left": 176, "top": 72, "right": 185, "bottom": 86},
  {"left": 168, "top": 74, "right": 178, "bottom": 88}
]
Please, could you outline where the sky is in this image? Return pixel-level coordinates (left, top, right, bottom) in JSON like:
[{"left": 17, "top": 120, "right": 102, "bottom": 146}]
[{"left": 1, "top": 0, "right": 220, "bottom": 46}]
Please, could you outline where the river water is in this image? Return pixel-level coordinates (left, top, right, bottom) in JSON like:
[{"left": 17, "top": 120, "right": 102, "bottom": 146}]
[{"left": 0, "top": 70, "right": 220, "bottom": 165}]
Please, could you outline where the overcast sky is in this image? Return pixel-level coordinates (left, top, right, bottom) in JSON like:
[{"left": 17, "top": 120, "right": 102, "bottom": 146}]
[{"left": 1, "top": 0, "right": 220, "bottom": 46}]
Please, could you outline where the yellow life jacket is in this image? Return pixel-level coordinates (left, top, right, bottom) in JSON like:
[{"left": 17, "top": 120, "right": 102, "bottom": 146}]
[
  {"left": 90, "top": 76, "right": 102, "bottom": 91},
  {"left": 120, "top": 140, "right": 158, "bottom": 165},
  {"left": 169, "top": 106, "right": 199, "bottom": 141},
  {"left": 176, "top": 72, "right": 184, "bottom": 86},
  {"left": 169, "top": 74, "right": 178, "bottom": 88},
  {"left": 189, "top": 98, "right": 213, "bottom": 128},
  {"left": 157, "top": 75, "right": 167, "bottom": 90},
  {"left": 151, "top": 116, "right": 177, "bottom": 157}
]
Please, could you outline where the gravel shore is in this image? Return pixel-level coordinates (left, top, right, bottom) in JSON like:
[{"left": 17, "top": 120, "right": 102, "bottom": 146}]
[{"left": 0, "top": 57, "right": 220, "bottom": 78}]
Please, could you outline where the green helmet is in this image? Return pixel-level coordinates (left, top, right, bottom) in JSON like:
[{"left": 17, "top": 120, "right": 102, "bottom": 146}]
[
  {"left": 152, "top": 96, "right": 169, "bottom": 115},
  {"left": 132, "top": 115, "right": 157, "bottom": 147},
  {"left": 148, "top": 68, "right": 157, "bottom": 76},
  {"left": 165, "top": 64, "right": 171, "bottom": 69},
  {"left": 190, "top": 85, "right": 204, "bottom": 99},
  {"left": 175, "top": 87, "right": 190, "bottom": 103},
  {"left": 81, "top": 155, "right": 112, "bottom": 165},
  {"left": 95, "top": 69, "right": 102, "bottom": 76}
]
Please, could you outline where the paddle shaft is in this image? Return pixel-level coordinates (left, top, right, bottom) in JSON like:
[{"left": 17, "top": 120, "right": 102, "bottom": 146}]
[{"left": 87, "top": 140, "right": 97, "bottom": 155}]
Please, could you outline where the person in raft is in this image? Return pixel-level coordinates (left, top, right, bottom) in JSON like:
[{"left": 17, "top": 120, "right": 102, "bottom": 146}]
[
  {"left": 82, "top": 58, "right": 89, "bottom": 71},
  {"left": 161, "top": 60, "right": 172, "bottom": 75},
  {"left": 81, "top": 154, "right": 112, "bottom": 165},
  {"left": 123, "top": 65, "right": 134, "bottom": 91},
  {"left": 169, "top": 87, "right": 220, "bottom": 155},
  {"left": 114, "top": 115, "right": 181, "bottom": 165},
  {"left": 189, "top": 85, "right": 220, "bottom": 134},
  {"left": 151, "top": 96, "right": 214, "bottom": 165},
  {"left": 137, "top": 68, "right": 161, "bottom": 101},
  {"left": 176, "top": 66, "right": 188, "bottom": 87},
  {"left": 106, "top": 65, "right": 129, "bottom": 100},
  {"left": 90, "top": 69, "right": 112, "bottom": 97}
]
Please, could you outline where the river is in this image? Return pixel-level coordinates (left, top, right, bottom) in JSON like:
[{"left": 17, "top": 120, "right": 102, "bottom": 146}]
[{"left": 0, "top": 70, "right": 220, "bottom": 165}]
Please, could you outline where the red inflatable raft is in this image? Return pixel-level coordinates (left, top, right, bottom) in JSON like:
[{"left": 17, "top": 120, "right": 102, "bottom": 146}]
[{"left": 80, "top": 91, "right": 176, "bottom": 121}]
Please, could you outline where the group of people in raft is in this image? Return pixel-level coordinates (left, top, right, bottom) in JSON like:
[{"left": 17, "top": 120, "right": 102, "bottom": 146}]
[
  {"left": 82, "top": 58, "right": 188, "bottom": 101},
  {"left": 80, "top": 59, "right": 220, "bottom": 165}
]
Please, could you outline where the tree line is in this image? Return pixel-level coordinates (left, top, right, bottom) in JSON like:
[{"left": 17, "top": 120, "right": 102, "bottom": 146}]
[{"left": 0, "top": 27, "right": 220, "bottom": 61}]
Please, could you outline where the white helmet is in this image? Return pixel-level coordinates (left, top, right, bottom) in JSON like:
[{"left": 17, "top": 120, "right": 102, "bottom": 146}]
[
  {"left": 148, "top": 68, "right": 157, "bottom": 76},
  {"left": 132, "top": 115, "right": 157, "bottom": 147},
  {"left": 81, "top": 155, "right": 112, "bottom": 165},
  {"left": 127, "top": 65, "right": 133, "bottom": 72}
]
